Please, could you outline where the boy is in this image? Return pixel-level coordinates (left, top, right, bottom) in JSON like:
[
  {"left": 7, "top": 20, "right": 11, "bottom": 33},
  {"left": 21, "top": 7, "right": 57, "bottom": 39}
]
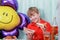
[{"left": 24, "top": 7, "right": 52, "bottom": 40}]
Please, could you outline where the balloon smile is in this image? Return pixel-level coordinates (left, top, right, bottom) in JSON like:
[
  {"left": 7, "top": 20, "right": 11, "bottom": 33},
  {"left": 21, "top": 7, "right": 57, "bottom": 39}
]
[{"left": 0, "top": 15, "right": 13, "bottom": 24}]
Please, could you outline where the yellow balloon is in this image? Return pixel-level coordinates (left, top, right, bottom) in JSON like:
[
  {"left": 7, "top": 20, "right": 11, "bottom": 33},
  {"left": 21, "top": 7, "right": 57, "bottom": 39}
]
[{"left": 0, "top": 6, "right": 20, "bottom": 31}]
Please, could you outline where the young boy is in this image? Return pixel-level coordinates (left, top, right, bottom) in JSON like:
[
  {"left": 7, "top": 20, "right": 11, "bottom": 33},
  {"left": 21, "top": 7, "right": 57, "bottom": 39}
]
[{"left": 24, "top": 7, "right": 52, "bottom": 40}]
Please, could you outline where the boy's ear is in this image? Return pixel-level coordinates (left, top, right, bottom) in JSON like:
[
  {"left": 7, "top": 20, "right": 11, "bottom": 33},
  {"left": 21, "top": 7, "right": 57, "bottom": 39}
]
[{"left": 1, "top": 0, "right": 18, "bottom": 11}]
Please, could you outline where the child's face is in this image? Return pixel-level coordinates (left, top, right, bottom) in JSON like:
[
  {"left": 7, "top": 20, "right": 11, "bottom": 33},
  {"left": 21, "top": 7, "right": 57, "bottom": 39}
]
[{"left": 28, "top": 11, "right": 40, "bottom": 23}]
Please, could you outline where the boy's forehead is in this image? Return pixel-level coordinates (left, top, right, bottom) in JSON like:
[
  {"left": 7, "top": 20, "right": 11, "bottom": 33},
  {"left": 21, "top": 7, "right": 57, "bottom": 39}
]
[{"left": 29, "top": 11, "right": 37, "bottom": 15}]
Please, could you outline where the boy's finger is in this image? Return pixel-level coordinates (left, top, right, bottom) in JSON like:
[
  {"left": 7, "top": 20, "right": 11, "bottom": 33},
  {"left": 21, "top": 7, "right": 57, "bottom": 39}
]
[{"left": 13, "top": 36, "right": 17, "bottom": 39}]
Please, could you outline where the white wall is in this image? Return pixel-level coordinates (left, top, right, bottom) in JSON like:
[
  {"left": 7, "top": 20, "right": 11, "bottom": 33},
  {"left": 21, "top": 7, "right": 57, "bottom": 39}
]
[{"left": 56, "top": 0, "right": 60, "bottom": 40}]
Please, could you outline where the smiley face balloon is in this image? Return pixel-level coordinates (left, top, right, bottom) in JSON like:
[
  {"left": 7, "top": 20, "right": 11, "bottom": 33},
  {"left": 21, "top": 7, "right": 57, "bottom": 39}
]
[{"left": 0, "top": 6, "right": 20, "bottom": 31}]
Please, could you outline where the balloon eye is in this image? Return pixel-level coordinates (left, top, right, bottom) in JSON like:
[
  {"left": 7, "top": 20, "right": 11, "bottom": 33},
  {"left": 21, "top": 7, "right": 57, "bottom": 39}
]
[
  {"left": 3, "top": 12, "right": 5, "bottom": 15},
  {"left": 6, "top": 13, "right": 8, "bottom": 16},
  {"left": 3, "top": 12, "right": 8, "bottom": 16}
]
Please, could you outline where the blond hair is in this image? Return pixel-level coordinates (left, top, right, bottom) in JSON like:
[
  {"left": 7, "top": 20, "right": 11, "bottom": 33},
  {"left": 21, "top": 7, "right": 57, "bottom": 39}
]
[
  {"left": 28, "top": 7, "right": 39, "bottom": 13},
  {"left": 27, "top": 7, "right": 39, "bottom": 17}
]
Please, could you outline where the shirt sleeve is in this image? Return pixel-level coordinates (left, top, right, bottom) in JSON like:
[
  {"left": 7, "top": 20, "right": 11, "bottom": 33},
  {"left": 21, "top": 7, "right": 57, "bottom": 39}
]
[{"left": 27, "top": 23, "right": 44, "bottom": 40}]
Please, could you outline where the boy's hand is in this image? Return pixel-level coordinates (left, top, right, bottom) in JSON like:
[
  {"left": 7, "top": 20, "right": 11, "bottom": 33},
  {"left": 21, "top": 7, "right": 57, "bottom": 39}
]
[
  {"left": 36, "top": 23, "right": 47, "bottom": 31},
  {"left": 4, "top": 36, "right": 17, "bottom": 40},
  {"left": 23, "top": 27, "right": 35, "bottom": 34},
  {"left": 36, "top": 23, "right": 44, "bottom": 28},
  {"left": 23, "top": 27, "right": 35, "bottom": 40}
]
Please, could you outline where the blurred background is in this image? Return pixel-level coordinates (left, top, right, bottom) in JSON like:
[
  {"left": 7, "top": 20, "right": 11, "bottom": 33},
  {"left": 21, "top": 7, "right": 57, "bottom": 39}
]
[
  {"left": 17, "top": 0, "right": 58, "bottom": 40},
  {"left": 17, "top": 0, "right": 57, "bottom": 24}
]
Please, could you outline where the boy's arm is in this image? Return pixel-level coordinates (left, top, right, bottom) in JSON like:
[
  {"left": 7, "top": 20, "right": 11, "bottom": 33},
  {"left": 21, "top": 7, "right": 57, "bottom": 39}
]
[{"left": 24, "top": 23, "right": 44, "bottom": 40}]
